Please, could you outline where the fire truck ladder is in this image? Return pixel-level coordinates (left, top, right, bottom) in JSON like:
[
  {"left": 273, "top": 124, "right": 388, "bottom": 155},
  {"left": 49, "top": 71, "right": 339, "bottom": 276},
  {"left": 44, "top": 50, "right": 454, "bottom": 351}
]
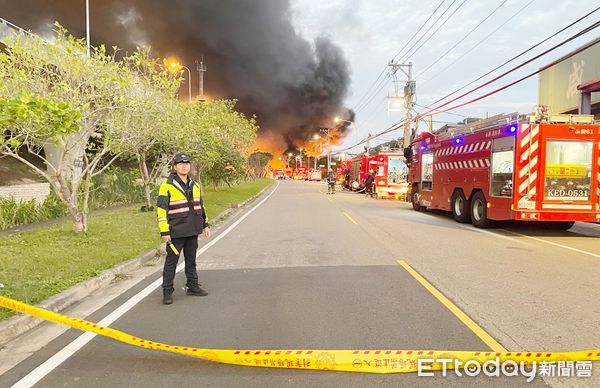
[
  {"left": 434, "top": 113, "right": 523, "bottom": 204},
  {"left": 433, "top": 112, "right": 521, "bottom": 140}
]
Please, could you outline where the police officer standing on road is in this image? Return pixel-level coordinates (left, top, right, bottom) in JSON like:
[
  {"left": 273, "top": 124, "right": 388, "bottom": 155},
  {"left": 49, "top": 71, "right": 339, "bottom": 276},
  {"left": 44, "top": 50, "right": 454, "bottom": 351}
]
[{"left": 157, "top": 153, "right": 210, "bottom": 305}]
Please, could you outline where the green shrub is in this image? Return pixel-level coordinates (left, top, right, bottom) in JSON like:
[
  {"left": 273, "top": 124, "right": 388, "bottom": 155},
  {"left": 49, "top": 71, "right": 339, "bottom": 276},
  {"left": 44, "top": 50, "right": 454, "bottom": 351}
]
[
  {"left": 86, "top": 166, "right": 145, "bottom": 209},
  {"left": 0, "top": 167, "right": 146, "bottom": 230},
  {"left": 0, "top": 191, "right": 67, "bottom": 230}
]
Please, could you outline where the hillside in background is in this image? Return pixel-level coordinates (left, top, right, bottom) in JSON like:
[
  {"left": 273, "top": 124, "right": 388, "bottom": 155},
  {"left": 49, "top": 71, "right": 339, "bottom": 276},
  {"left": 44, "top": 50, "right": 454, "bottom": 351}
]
[{"left": 0, "top": 157, "right": 45, "bottom": 185}]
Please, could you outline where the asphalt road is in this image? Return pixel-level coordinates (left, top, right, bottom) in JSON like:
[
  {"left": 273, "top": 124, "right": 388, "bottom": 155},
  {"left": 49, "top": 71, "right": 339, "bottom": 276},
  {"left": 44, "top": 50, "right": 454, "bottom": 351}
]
[{"left": 3, "top": 179, "right": 599, "bottom": 387}]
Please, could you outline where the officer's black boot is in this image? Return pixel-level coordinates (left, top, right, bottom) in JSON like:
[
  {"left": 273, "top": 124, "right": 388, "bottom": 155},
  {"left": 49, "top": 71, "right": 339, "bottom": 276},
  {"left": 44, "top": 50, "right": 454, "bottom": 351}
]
[
  {"left": 163, "top": 287, "right": 174, "bottom": 305},
  {"left": 186, "top": 283, "right": 208, "bottom": 296}
]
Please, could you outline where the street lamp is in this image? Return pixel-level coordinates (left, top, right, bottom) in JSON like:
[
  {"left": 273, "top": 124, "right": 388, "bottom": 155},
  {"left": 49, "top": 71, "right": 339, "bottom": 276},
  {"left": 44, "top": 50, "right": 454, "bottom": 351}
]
[
  {"left": 334, "top": 117, "right": 359, "bottom": 154},
  {"left": 312, "top": 133, "right": 321, "bottom": 169},
  {"left": 319, "top": 127, "right": 332, "bottom": 171},
  {"left": 169, "top": 61, "right": 193, "bottom": 103},
  {"left": 85, "top": 0, "right": 91, "bottom": 57}
]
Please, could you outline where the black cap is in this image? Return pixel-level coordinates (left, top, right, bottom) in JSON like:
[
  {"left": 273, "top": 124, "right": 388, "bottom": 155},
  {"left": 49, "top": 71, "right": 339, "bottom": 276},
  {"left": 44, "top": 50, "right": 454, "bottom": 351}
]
[{"left": 173, "top": 152, "right": 192, "bottom": 164}]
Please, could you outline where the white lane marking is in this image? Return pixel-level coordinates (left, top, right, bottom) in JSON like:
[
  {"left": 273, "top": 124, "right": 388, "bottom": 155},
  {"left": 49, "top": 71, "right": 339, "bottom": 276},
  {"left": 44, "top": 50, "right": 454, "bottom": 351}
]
[
  {"left": 12, "top": 181, "right": 280, "bottom": 388},
  {"left": 456, "top": 224, "right": 520, "bottom": 243},
  {"left": 504, "top": 230, "right": 600, "bottom": 259},
  {"left": 414, "top": 206, "right": 599, "bottom": 256}
]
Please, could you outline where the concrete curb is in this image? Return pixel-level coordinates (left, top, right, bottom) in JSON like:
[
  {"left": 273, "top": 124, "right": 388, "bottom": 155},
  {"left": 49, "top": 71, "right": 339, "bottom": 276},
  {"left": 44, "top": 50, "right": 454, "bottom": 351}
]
[
  {"left": 0, "top": 180, "right": 275, "bottom": 346},
  {"left": 0, "top": 249, "right": 159, "bottom": 346}
]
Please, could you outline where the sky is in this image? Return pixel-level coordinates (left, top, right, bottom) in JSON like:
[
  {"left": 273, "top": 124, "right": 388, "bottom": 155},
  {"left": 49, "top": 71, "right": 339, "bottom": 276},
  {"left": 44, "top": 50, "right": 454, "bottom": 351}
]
[
  {"left": 1, "top": 0, "right": 598, "bottom": 157},
  {"left": 289, "top": 0, "right": 599, "bottom": 151}
]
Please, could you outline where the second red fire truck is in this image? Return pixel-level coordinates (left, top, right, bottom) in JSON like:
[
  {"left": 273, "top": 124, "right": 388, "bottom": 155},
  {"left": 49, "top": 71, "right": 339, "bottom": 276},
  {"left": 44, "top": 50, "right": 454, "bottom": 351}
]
[
  {"left": 346, "top": 150, "right": 409, "bottom": 199},
  {"left": 407, "top": 112, "right": 600, "bottom": 229}
]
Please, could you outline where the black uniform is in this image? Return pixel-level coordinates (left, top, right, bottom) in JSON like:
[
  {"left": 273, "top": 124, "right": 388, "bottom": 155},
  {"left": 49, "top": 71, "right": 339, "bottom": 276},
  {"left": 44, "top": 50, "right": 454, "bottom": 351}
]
[{"left": 157, "top": 172, "right": 208, "bottom": 290}]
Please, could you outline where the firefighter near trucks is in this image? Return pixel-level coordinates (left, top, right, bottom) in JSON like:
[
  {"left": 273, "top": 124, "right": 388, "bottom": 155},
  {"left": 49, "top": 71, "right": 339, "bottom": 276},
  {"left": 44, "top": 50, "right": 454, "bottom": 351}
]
[
  {"left": 346, "top": 151, "right": 409, "bottom": 199},
  {"left": 405, "top": 112, "right": 600, "bottom": 229}
]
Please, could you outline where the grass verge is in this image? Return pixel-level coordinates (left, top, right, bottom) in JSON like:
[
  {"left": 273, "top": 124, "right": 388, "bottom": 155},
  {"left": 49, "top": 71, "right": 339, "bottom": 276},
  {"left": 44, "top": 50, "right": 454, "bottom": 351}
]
[{"left": 0, "top": 178, "right": 273, "bottom": 320}]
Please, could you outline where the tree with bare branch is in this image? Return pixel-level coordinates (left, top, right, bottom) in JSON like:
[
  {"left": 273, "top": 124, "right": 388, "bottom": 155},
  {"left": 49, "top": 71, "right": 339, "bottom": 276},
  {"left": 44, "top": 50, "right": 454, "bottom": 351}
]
[{"left": 0, "top": 26, "right": 135, "bottom": 232}]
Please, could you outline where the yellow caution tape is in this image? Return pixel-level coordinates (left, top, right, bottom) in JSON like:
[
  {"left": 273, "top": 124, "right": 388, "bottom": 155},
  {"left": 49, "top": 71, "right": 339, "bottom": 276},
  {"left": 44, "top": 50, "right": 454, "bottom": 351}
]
[{"left": 1, "top": 296, "right": 598, "bottom": 374}]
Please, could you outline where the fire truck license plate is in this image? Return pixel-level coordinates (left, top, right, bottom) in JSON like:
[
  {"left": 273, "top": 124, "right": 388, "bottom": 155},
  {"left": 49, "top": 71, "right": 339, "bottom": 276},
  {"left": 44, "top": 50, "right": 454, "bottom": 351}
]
[
  {"left": 518, "top": 199, "right": 536, "bottom": 209},
  {"left": 545, "top": 189, "right": 589, "bottom": 200}
]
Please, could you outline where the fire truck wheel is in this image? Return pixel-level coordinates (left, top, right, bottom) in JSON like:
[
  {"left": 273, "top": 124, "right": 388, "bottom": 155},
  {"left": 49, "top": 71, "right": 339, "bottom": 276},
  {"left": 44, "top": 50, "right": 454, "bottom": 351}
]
[
  {"left": 451, "top": 190, "right": 471, "bottom": 223},
  {"left": 470, "top": 191, "right": 492, "bottom": 228},
  {"left": 411, "top": 187, "right": 426, "bottom": 211}
]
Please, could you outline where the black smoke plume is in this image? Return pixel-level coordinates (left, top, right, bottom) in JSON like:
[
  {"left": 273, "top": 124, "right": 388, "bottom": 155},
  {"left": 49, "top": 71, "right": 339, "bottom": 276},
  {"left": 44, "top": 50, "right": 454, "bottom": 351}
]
[{"left": 0, "top": 0, "right": 353, "bottom": 152}]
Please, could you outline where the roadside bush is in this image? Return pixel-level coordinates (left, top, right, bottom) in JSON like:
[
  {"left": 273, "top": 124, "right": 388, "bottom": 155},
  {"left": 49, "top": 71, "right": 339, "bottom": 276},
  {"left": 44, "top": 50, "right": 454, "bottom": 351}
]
[
  {"left": 86, "top": 166, "right": 146, "bottom": 209},
  {"left": 0, "top": 167, "right": 147, "bottom": 230},
  {"left": 0, "top": 192, "right": 67, "bottom": 230}
]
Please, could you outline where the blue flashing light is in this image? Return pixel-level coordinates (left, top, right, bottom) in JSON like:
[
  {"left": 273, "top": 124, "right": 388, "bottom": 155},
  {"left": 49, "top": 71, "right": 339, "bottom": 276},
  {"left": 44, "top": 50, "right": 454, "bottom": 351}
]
[
  {"left": 454, "top": 137, "right": 463, "bottom": 145},
  {"left": 420, "top": 145, "right": 427, "bottom": 151},
  {"left": 508, "top": 125, "right": 517, "bottom": 134}
]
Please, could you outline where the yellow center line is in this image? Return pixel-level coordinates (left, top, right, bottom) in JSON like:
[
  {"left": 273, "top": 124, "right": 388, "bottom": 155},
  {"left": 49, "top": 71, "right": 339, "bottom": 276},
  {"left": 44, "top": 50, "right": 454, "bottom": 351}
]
[
  {"left": 397, "top": 259, "right": 507, "bottom": 353},
  {"left": 343, "top": 211, "right": 358, "bottom": 225}
]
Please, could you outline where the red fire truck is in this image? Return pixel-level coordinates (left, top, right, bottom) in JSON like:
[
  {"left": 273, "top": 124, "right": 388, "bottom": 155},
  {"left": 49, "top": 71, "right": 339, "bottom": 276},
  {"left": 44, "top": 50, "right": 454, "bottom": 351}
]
[
  {"left": 294, "top": 166, "right": 308, "bottom": 180},
  {"left": 347, "top": 150, "right": 409, "bottom": 198},
  {"left": 347, "top": 154, "right": 368, "bottom": 190},
  {"left": 407, "top": 113, "right": 600, "bottom": 229}
]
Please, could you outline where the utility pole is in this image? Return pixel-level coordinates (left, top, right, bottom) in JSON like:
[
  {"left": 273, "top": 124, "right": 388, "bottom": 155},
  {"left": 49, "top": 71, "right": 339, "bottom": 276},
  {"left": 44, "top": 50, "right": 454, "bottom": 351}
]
[
  {"left": 195, "top": 58, "right": 207, "bottom": 102},
  {"left": 85, "top": 0, "right": 91, "bottom": 57},
  {"left": 320, "top": 128, "right": 331, "bottom": 171},
  {"left": 388, "top": 61, "right": 415, "bottom": 149}
]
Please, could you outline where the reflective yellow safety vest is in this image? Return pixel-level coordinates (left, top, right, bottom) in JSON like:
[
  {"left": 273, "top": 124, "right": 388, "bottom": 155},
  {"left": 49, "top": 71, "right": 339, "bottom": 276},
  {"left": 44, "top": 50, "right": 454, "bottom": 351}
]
[{"left": 156, "top": 173, "right": 208, "bottom": 238}]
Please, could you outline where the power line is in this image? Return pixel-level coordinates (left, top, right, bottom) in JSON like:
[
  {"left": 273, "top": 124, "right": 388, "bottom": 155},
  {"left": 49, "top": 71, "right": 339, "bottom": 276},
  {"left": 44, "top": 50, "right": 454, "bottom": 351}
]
[
  {"left": 352, "top": 67, "right": 388, "bottom": 113},
  {"left": 0, "top": 16, "right": 35, "bottom": 37},
  {"left": 419, "top": 0, "right": 536, "bottom": 87},
  {"left": 419, "top": 19, "right": 600, "bottom": 118},
  {"left": 391, "top": 0, "right": 448, "bottom": 60},
  {"left": 355, "top": 0, "right": 464, "bottom": 116},
  {"left": 421, "top": 6, "right": 600, "bottom": 111},
  {"left": 354, "top": 72, "right": 391, "bottom": 113},
  {"left": 337, "top": 119, "right": 407, "bottom": 152},
  {"left": 352, "top": 0, "right": 447, "bottom": 113},
  {"left": 359, "top": 94, "right": 389, "bottom": 127},
  {"left": 421, "top": 23, "right": 600, "bottom": 116},
  {"left": 393, "top": 0, "right": 459, "bottom": 63},
  {"left": 414, "top": 103, "right": 468, "bottom": 117},
  {"left": 344, "top": 15, "right": 600, "bottom": 152},
  {"left": 414, "top": 0, "right": 509, "bottom": 79},
  {"left": 399, "top": 0, "right": 469, "bottom": 62},
  {"left": 345, "top": 7, "right": 600, "bottom": 153},
  {"left": 354, "top": 0, "right": 458, "bottom": 115}
]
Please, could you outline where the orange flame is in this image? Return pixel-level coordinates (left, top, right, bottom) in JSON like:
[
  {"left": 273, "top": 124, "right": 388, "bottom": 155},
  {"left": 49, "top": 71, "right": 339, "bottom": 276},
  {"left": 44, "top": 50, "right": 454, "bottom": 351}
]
[{"left": 251, "top": 127, "right": 349, "bottom": 170}]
